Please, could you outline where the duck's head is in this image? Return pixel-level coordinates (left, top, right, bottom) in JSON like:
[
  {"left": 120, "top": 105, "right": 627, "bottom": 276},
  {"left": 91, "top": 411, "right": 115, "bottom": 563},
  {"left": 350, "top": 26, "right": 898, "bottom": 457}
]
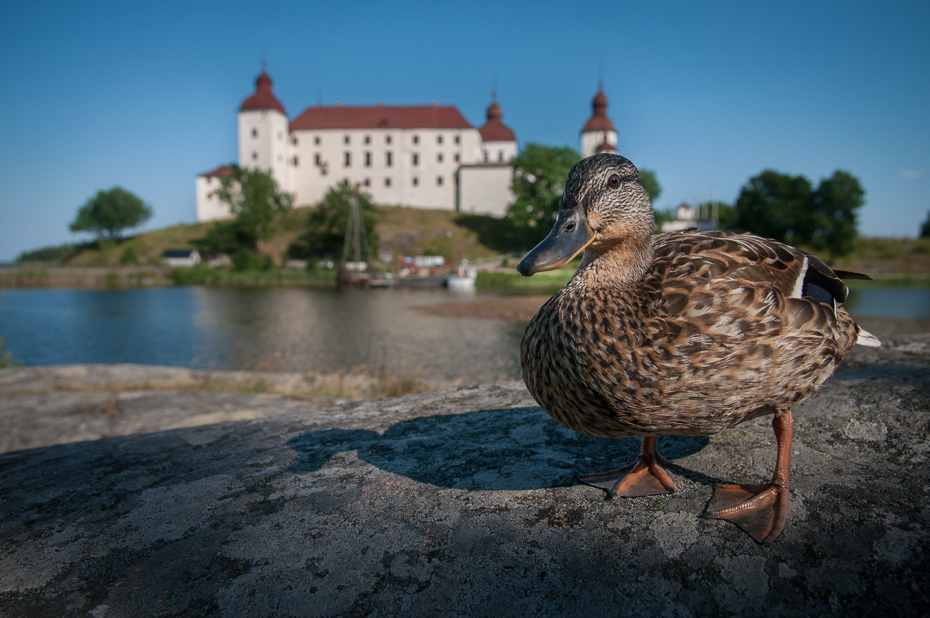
[{"left": 517, "top": 153, "right": 655, "bottom": 276}]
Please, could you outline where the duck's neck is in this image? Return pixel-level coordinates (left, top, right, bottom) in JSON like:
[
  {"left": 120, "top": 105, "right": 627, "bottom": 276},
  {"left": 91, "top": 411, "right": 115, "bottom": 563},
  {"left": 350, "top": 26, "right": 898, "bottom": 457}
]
[{"left": 577, "top": 236, "right": 654, "bottom": 288}]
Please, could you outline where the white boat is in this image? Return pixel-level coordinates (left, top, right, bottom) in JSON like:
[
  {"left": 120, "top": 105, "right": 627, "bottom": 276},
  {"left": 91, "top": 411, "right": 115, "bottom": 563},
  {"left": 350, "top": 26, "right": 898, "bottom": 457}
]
[{"left": 446, "top": 266, "right": 477, "bottom": 290}]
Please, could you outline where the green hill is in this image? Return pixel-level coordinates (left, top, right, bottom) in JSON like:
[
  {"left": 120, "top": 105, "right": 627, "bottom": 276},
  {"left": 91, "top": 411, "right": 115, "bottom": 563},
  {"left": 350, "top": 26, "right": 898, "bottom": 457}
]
[{"left": 60, "top": 206, "right": 514, "bottom": 267}]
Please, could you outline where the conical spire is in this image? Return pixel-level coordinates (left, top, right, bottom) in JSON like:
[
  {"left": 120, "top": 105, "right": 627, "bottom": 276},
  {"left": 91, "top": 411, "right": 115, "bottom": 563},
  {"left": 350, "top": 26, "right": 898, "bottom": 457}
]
[
  {"left": 479, "top": 91, "right": 515, "bottom": 142},
  {"left": 582, "top": 83, "right": 614, "bottom": 132},
  {"left": 240, "top": 67, "right": 286, "bottom": 115}
]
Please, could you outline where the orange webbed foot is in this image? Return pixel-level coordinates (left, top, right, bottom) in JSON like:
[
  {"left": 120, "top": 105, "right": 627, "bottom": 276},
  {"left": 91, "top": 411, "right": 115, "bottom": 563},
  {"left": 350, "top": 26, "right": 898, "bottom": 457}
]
[
  {"left": 704, "top": 482, "right": 789, "bottom": 542},
  {"left": 580, "top": 437, "right": 678, "bottom": 498},
  {"left": 705, "top": 410, "right": 795, "bottom": 542}
]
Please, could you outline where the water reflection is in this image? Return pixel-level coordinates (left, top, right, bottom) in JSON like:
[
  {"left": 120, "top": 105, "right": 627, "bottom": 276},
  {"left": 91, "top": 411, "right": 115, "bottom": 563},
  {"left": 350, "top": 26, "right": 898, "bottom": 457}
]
[{"left": 0, "top": 287, "right": 525, "bottom": 383}]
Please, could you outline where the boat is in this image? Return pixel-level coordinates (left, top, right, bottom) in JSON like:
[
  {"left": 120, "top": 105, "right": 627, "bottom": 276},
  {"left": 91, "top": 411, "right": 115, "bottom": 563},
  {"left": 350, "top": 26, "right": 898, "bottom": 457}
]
[
  {"left": 338, "top": 192, "right": 394, "bottom": 289},
  {"left": 446, "top": 265, "right": 477, "bottom": 290}
]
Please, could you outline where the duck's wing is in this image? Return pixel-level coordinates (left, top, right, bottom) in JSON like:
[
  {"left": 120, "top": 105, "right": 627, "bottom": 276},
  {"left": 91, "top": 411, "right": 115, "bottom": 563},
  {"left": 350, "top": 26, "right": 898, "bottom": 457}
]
[{"left": 652, "top": 230, "right": 880, "bottom": 347}]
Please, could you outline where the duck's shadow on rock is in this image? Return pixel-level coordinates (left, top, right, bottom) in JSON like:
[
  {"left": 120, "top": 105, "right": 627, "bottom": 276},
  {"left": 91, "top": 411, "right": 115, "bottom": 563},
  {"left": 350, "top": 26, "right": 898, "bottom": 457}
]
[{"left": 288, "top": 406, "right": 709, "bottom": 491}]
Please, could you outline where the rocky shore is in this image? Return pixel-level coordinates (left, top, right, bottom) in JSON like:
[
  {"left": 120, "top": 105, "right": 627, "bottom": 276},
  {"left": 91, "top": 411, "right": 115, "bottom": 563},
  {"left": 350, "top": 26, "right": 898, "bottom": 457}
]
[{"left": 1, "top": 335, "right": 929, "bottom": 617}]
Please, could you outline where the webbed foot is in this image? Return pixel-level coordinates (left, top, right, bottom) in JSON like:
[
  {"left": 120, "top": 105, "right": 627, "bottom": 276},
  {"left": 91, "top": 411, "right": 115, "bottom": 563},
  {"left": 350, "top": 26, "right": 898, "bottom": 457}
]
[
  {"left": 704, "top": 410, "right": 794, "bottom": 543},
  {"left": 704, "top": 482, "right": 789, "bottom": 542},
  {"left": 580, "top": 436, "right": 678, "bottom": 498}
]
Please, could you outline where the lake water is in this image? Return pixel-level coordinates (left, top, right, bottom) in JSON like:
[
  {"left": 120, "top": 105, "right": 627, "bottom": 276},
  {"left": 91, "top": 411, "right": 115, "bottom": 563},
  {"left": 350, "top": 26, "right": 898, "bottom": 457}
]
[
  {"left": 0, "top": 287, "right": 526, "bottom": 383},
  {"left": 0, "top": 286, "right": 927, "bottom": 383}
]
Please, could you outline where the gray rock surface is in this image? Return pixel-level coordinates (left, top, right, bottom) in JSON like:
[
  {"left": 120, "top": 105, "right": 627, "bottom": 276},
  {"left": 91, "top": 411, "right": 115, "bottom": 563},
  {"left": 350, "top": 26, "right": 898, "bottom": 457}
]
[{"left": 1, "top": 336, "right": 929, "bottom": 617}]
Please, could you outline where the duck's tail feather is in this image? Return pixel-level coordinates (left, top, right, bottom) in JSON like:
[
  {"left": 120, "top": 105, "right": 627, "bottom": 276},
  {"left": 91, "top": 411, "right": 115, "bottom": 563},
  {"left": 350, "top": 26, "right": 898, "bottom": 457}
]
[{"left": 856, "top": 327, "right": 882, "bottom": 348}]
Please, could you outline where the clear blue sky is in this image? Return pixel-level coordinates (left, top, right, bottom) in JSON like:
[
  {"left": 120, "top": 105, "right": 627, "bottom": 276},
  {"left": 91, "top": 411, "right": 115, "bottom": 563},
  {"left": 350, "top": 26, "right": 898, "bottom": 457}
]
[{"left": 1, "top": 0, "right": 928, "bottom": 262}]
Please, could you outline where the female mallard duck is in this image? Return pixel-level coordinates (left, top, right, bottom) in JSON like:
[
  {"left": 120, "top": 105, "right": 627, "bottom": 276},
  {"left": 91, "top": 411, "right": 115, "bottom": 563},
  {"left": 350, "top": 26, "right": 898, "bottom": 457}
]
[{"left": 518, "top": 153, "right": 880, "bottom": 542}]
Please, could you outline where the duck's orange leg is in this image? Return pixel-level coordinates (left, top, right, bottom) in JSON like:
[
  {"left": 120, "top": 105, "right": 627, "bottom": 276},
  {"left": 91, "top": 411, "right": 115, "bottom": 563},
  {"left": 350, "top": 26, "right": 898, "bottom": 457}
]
[
  {"left": 705, "top": 410, "right": 793, "bottom": 542},
  {"left": 580, "top": 436, "right": 679, "bottom": 498}
]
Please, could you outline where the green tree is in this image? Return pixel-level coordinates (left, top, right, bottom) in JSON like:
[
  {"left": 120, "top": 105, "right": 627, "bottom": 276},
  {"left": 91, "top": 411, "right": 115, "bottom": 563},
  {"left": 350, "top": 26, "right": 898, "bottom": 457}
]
[
  {"left": 715, "top": 202, "right": 740, "bottom": 230},
  {"left": 69, "top": 187, "right": 152, "bottom": 241},
  {"left": 211, "top": 166, "right": 292, "bottom": 251},
  {"left": 920, "top": 211, "right": 930, "bottom": 238},
  {"left": 639, "top": 169, "right": 662, "bottom": 203},
  {"left": 810, "top": 170, "right": 864, "bottom": 262},
  {"left": 507, "top": 144, "right": 583, "bottom": 248},
  {"left": 289, "top": 180, "right": 379, "bottom": 261},
  {"left": 734, "top": 170, "right": 814, "bottom": 244}
]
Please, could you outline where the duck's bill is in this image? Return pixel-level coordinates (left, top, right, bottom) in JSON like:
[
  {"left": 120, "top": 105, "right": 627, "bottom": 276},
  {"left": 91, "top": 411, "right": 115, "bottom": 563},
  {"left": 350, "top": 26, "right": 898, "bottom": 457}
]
[{"left": 517, "top": 209, "right": 595, "bottom": 276}]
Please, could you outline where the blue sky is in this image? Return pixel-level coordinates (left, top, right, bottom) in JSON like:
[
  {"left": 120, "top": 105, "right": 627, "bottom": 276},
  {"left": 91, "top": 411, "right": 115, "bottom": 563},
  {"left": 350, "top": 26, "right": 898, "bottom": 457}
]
[{"left": 1, "top": 0, "right": 928, "bottom": 261}]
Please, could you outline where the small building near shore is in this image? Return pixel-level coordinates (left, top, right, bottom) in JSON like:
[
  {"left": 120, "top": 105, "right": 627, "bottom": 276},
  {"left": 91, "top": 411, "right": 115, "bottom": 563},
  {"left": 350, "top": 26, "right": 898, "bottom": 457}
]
[{"left": 162, "top": 249, "right": 202, "bottom": 268}]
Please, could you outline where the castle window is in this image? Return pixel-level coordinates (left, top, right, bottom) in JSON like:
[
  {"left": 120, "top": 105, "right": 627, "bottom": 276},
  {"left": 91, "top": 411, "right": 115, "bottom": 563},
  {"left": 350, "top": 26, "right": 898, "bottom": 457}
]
[
  {"left": 437, "top": 135, "right": 443, "bottom": 145},
  {"left": 363, "top": 178, "right": 370, "bottom": 187},
  {"left": 386, "top": 135, "right": 392, "bottom": 144},
  {"left": 412, "top": 135, "right": 419, "bottom": 144},
  {"left": 291, "top": 136, "right": 298, "bottom": 145},
  {"left": 252, "top": 128, "right": 258, "bottom": 138},
  {"left": 483, "top": 150, "right": 488, "bottom": 162},
  {"left": 344, "top": 152, "right": 351, "bottom": 167},
  {"left": 454, "top": 153, "right": 460, "bottom": 162},
  {"left": 437, "top": 176, "right": 443, "bottom": 186},
  {"left": 385, "top": 177, "right": 392, "bottom": 187},
  {"left": 498, "top": 151, "right": 504, "bottom": 162},
  {"left": 364, "top": 135, "right": 371, "bottom": 144},
  {"left": 454, "top": 135, "right": 460, "bottom": 144},
  {"left": 293, "top": 156, "right": 299, "bottom": 166},
  {"left": 386, "top": 151, "right": 393, "bottom": 167},
  {"left": 437, "top": 153, "right": 443, "bottom": 163},
  {"left": 365, "top": 152, "right": 371, "bottom": 167},
  {"left": 412, "top": 176, "right": 419, "bottom": 186},
  {"left": 314, "top": 136, "right": 321, "bottom": 145},
  {"left": 344, "top": 135, "right": 350, "bottom": 145},
  {"left": 412, "top": 153, "right": 419, "bottom": 166},
  {"left": 252, "top": 151, "right": 258, "bottom": 160},
  {"left": 315, "top": 154, "right": 321, "bottom": 166}
]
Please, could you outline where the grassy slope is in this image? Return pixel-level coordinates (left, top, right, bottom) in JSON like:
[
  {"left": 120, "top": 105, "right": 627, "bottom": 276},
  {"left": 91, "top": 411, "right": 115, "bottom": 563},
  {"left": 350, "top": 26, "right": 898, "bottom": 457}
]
[{"left": 65, "top": 205, "right": 507, "bottom": 267}]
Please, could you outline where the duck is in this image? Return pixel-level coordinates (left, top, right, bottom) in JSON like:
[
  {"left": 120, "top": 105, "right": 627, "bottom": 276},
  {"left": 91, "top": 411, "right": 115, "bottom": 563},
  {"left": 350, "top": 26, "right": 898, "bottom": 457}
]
[{"left": 517, "top": 153, "right": 880, "bottom": 542}]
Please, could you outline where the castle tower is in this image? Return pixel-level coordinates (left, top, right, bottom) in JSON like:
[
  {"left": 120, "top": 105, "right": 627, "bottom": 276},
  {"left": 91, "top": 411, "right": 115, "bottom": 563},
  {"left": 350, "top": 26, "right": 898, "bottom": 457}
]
[
  {"left": 478, "top": 93, "right": 518, "bottom": 163},
  {"left": 580, "top": 85, "right": 617, "bottom": 157},
  {"left": 238, "top": 70, "right": 290, "bottom": 189}
]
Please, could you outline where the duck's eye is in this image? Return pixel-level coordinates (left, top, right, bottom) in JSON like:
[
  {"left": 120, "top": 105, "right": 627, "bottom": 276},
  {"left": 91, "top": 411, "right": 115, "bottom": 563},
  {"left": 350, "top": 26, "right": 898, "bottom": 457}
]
[
  {"left": 607, "top": 174, "right": 622, "bottom": 189},
  {"left": 564, "top": 222, "right": 576, "bottom": 233}
]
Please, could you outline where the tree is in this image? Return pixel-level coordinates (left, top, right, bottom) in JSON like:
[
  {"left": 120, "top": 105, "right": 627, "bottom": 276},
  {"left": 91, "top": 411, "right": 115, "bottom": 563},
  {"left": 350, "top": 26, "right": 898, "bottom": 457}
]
[
  {"left": 734, "top": 168, "right": 865, "bottom": 262},
  {"left": 810, "top": 170, "right": 864, "bottom": 262},
  {"left": 639, "top": 169, "right": 662, "bottom": 203},
  {"left": 715, "top": 202, "right": 740, "bottom": 230},
  {"left": 211, "top": 166, "right": 292, "bottom": 251},
  {"left": 920, "top": 211, "right": 930, "bottom": 238},
  {"left": 506, "top": 144, "right": 582, "bottom": 248},
  {"left": 734, "top": 170, "right": 814, "bottom": 244},
  {"left": 289, "top": 180, "right": 379, "bottom": 261},
  {"left": 69, "top": 187, "right": 152, "bottom": 241}
]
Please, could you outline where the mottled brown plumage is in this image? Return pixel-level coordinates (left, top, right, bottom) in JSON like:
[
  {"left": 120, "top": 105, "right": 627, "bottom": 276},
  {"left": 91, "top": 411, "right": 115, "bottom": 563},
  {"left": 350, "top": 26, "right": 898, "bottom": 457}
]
[{"left": 518, "top": 153, "right": 879, "bottom": 542}]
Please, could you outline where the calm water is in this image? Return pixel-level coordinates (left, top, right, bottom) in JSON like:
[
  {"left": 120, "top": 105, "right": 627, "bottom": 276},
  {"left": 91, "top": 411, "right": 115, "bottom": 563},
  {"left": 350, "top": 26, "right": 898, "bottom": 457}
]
[
  {"left": 0, "top": 286, "right": 927, "bottom": 382},
  {"left": 0, "top": 287, "right": 526, "bottom": 383}
]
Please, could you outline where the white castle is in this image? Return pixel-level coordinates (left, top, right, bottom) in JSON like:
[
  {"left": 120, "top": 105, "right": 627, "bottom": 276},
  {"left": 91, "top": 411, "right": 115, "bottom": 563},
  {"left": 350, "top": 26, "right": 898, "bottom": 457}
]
[{"left": 196, "top": 72, "right": 617, "bottom": 222}]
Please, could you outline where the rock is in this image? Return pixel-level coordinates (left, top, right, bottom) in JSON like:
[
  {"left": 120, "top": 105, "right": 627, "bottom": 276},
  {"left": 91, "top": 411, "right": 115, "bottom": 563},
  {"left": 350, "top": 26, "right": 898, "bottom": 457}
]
[{"left": 1, "top": 336, "right": 929, "bottom": 616}]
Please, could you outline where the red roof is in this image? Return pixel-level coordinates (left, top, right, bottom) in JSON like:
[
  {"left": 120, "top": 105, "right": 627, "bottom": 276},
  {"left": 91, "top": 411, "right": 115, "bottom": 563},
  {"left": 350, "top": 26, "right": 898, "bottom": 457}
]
[
  {"left": 582, "top": 88, "right": 615, "bottom": 132},
  {"left": 240, "top": 72, "right": 286, "bottom": 115},
  {"left": 199, "top": 164, "right": 235, "bottom": 178},
  {"left": 478, "top": 98, "right": 516, "bottom": 142},
  {"left": 290, "top": 105, "right": 473, "bottom": 131}
]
